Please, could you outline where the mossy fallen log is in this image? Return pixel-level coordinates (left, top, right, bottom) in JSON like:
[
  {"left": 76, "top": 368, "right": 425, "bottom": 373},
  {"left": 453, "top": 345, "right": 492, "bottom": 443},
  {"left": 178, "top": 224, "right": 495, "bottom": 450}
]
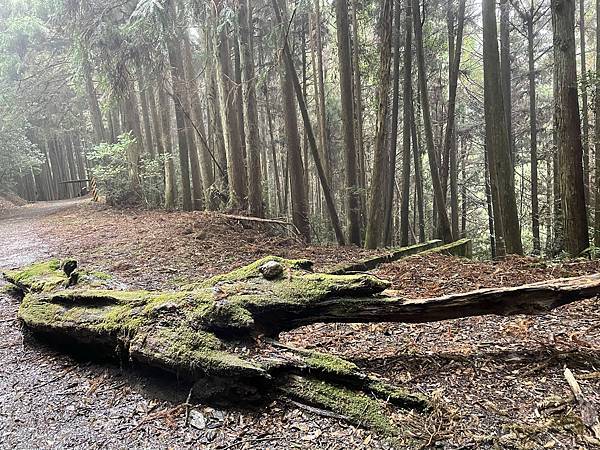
[
  {"left": 421, "top": 238, "right": 472, "bottom": 258},
  {"left": 327, "top": 240, "right": 444, "bottom": 274},
  {"left": 4, "top": 255, "right": 600, "bottom": 436}
]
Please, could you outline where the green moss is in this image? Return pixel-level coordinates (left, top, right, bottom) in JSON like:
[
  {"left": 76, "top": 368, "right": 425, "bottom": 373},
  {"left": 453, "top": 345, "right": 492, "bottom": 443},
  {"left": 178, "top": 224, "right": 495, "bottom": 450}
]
[
  {"left": 4, "top": 259, "right": 67, "bottom": 292},
  {"left": 281, "top": 375, "right": 397, "bottom": 435},
  {"left": 422, "top": 238, "right": 472, "bottom": 258},
  {"left": 87, "top": 271, "right": 112, "bottom": 281},
  {"left": 195, "top": 256, "right": 313, "bottom": 288},
  {"left": 368, "top": 380, "right": 429, "bottom": 410},
  {"left": 299, "top": 349, "right": 359, "bottom": 376}
]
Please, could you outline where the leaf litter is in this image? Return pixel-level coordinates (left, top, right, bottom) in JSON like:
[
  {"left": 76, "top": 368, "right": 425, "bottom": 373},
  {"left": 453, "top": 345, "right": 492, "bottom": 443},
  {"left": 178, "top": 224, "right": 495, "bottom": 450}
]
[{"left": 0, "top": 200, "right": 599, "bottom": 448}]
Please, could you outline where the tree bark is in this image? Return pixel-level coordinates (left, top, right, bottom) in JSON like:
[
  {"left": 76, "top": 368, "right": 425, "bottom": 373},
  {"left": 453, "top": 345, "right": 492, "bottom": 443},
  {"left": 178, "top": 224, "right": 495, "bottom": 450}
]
[
  {"left": 273, "top": 0, "right": 311, "bottom": 243},
  {"left": 238, "top": 0, "right": 264, "bottom": 218},
  {"left": 216, "top": 18, "right": 249, "bottom": 210},
  {"left": 412, "top": 0, "right": 454, "bottom": 244},
  {"left": 336, "top": 0, "right": 362, "bottom": 246},
  {"left": 482, "top": 0, "right": 523, "bottom": 255},
  {"left": 579, "top": 0, "right": 590, "bottom": 200},
  {"left": 551, "top": 0, "right": 589, "bottom": 255},
  {"left": 383, "top": 0, "right": 404, "bottom": 247},
  {"left": 527, "top": 13, "right": 541, "bottom": 254},
  {"left": 595, "top": 0, "right": 600, "bottom": 247},
  {"left": 399, "top": 0, "right": 413, "bottom": 247},
  {"left": 167, "top": 38, "right": 193, "bottom": 211},
  {"left": 365, "top": 0, "right": 394, "bottom": 249},
  {"left": 499, "top": 0, "right": 513, "bottom": 166},
  {"left": 81, "top": 46, "right": 106, "bottom": 144}
]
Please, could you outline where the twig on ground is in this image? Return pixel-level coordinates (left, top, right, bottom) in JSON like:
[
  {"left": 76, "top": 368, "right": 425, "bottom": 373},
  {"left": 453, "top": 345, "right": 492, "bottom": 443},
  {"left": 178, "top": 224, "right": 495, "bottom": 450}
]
[{"left": 563, "top": 367, "right": 600, "bottom": 439}]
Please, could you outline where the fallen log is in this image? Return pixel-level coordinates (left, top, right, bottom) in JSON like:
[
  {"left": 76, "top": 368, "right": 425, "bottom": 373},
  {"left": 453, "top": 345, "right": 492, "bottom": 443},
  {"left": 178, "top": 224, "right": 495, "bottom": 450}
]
[
  {"left": 327, "top": 240, "right": 443, "bottom": 274},
  {"left": 3, "top": 256, "right": 600, "bottom": 437}
]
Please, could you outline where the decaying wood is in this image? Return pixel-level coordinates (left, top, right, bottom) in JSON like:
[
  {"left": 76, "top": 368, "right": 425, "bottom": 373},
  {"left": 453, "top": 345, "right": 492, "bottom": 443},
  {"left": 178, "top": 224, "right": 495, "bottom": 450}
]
[
  {"left": 328, "top": 238, "right": 472, "bottom": 275},
  {"left": 3, "top": 256, "right": 600, "bottom": 436},
  {"left": 564, "top": 367, "right": 600, "bottom": 439},
  {"left": 328, "top": 240, "right": 443, "bottom": 274}
]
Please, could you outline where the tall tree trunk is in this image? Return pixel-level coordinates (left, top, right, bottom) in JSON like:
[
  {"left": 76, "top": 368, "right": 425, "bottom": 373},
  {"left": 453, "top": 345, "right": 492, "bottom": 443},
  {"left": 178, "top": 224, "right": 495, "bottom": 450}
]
[
  {"left": 412, "top": 0, "right": 454, "bottom": 243},
  {"left": 216, "top": 18, "right": 249, "bottom": 210},
  {"left": 350, "top": 0, "right": 367, "bottom": 227},
  {"left": 180, "top": 33, "right": 205, "bottom": 211},
  {"left": 595, "top": 0, "right": 600, "bottom": 247},
  {"left": 579, "top": 0, "right": 590, "bottom": 200},
  {"left": 551, "top": 0, "right": 589, "bottom": 255},
  {"left": 499, "top": 0, "right": 513, "bottom": 166},
  {"left": 122, "top": 86, "right": 143, "bottom": 195},
  {"left": 273, "top": 0, "right": 311, "bottom": 242},
  {"left": 167, "top": 38, "right": 193, "bottom": 211},
  {"left": 238, "top": 0, "right": 264, "bottom": 217},
  {"left": 136, "top": 65, "right": 155, "bottom": 158},
  {"left": 81, "top": 46, "right": 106, "bottom": 144},
  {"left": 383, "top": 0, "right": 403, "bottom": 247},
  {"left": 484, "top": 145, "right": 497, "bottom": 258},
  {"left": 336, "top": 0, "right": 362, "bottom": 245},
  {"left": 482, "top": 0, "right": 523, "bottom": 255},
  {"left": 148, "top": 82, "right": 165, "bottom": 157},
  {"left": 158, "top": 80, "right": 177, "bottom": 209},
  {"left": 527, "top": 14, "right": 541, "bottom": 254},
  {"left": 312, "top": 0, "right": 330, "bottom": 182},
  {"left": 399, "top": 0, "right": 413, "bottom": 247},
  {"left": 183, "top": 36, "right": 214, "bottom": 194},
  {"left": 205, "top": 15, "right": 229, "bottom": 197},
  {"left": 411, "top": 94, "right": 426, "bottom": 244},
  {"left": 365, "top": 0, "right": 394, "bottom": 249},
  {"left": 441, "top": 0, "right": 465, "bottom": 239}
]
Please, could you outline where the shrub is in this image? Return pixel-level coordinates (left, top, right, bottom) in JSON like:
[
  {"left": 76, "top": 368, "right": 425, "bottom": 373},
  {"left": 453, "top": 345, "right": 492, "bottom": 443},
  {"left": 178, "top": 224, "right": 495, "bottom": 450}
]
[{"left": 89, "top": 133, "right": 164, "bottom": 207}]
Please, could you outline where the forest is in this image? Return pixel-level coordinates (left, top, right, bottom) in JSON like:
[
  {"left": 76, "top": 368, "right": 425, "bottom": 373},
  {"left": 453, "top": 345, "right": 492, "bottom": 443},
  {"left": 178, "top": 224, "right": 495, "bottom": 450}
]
[
  {"left": 0, "top": 0, "right": 593, "bottom": 257},
  {"left": 1, "top": 0, "right": 600, "bottom": 448}
]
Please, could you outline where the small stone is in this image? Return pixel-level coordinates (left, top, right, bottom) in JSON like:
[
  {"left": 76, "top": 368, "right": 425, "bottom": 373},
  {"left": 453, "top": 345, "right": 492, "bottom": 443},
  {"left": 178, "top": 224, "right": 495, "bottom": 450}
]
[
  {"left": 188, "top": 409, "right": 206, "bottom": 430},
  {"left": 259, "top": 261, "right": 284, "bottom": 280}
]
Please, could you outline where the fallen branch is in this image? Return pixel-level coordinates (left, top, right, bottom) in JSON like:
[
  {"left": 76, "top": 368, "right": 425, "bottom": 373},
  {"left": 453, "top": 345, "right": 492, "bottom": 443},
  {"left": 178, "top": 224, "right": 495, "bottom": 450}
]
[{"left": 564, "top": 367, "right": 600, "bottom": 439}]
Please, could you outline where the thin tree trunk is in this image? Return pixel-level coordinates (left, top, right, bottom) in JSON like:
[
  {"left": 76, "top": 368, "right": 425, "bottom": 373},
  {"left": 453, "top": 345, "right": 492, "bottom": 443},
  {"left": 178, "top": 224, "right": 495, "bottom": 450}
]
[
  {"left": 136, "top": 65, "right": 155, "bottom": 158},
  {"left": 410, "top": 97, "right": 426, "bottom": 244},
  {"left": 579, "top": 0, "right": 590, "bottom": 200},
  {"left": 216, "top": 17, "right": 249, "bottom": 210},
  {"left": 312, "top": 0, "right": 330, "bottom": 182},
  {"left": 238, "top": 0, "right": 264, "bottom": 217},
  {"left": 384, "top": 0, "right": 403, "bottom": 247},
  {"left": 158, "top": 77, "right": 177, "bottom": 209},
  {"left": 412, "top": 0, "right": 454, "bottom": 243},
  {"left": 273, "top": 0, "right": 311, "bottom": 242},
  {"left": 527, "top": 14, "right": 541, "bottom": 254},
  {"left": 81, "top": 46, "right": 106, "bottom": 144},
  {"left": 336, "top": 0, "right": 362, "bottom": 245},
  {"left": 167, "top": 37, "right": 193, "bottom": 211},
  {"left": 399, "top": 0, "right": 413, "bottom": 247},
  {"left": 350, "top": 0, "right": 367, "bottom": 227}
]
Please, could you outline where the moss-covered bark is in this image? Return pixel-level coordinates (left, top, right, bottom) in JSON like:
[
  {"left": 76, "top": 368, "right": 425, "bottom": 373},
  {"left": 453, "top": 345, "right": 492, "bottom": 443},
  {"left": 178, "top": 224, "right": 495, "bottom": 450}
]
[
  {"left": 3, "top": 257, "right": 427, "bottom": 436},
  {"left": 6, "top": 255, "right": 600, "bottom": 436}
]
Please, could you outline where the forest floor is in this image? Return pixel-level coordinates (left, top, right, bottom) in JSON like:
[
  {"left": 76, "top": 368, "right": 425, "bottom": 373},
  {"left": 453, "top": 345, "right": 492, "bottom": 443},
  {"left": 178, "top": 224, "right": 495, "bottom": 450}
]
[{"left": 1, "top": 198, "right": 600, "bottom": 449}]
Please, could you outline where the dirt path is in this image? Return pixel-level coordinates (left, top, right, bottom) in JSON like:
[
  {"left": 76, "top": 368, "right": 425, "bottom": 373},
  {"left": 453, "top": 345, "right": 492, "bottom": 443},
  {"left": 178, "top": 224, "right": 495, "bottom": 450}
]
[{"left": 0, "top": 200, "right": 385, "bottom": 450}]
